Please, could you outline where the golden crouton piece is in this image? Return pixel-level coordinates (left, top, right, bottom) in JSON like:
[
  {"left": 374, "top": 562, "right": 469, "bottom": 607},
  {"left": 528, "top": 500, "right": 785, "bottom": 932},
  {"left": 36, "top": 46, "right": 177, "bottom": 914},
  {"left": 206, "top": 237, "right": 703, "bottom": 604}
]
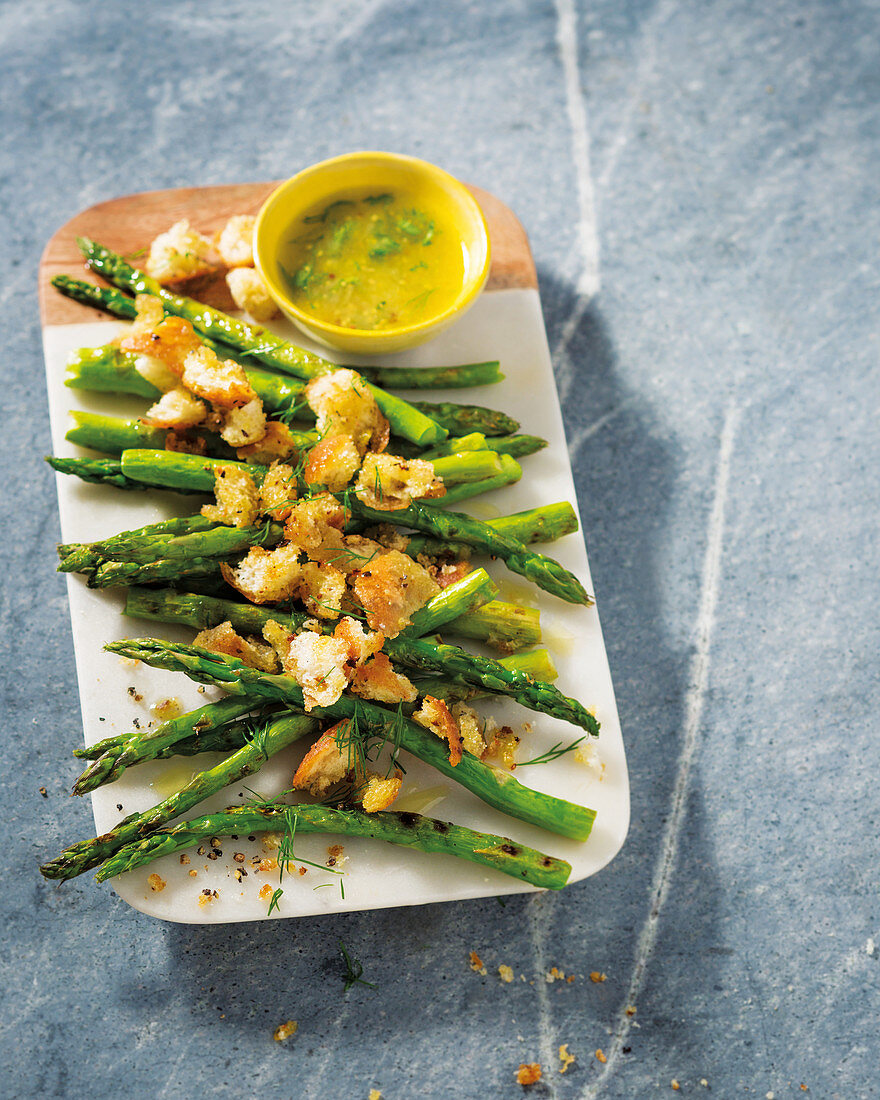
[
  {"left": 221, "top": 543, "right": 302, "bottom": 604},
  {"left": 451, "top": 702, "right": 486, "bottom": 758},
  {"left": 333, "top": 616, "right": 385, "bottom": 665},
  {"left": 515, "top": 1064, "right": 542, "bottom": 1086},
  {"left": 216, "top": 214, "right": 256, "bottom": 268},
  {"left": 237, "top": 421, "right": 301, "bottom": 464},
  {"left": 310, "top": 535, "right": 384, "bottom": 575},
  {"left": 259, "top": 462, "right": 297, "bottom": 521},
  {"left": 305, "top": 369, "right": 389, "bottom": 454},
  {"left": 182, "top": 346, "right": 256, "bottom": 409},
  {"left": 193, "top": 621, "right": 279, "bottom": 672},
  {"left": 146, "top": 219, "right": 215, "bottom": 284},
  {"left": 226, "top": 266, "right": 280, "bottom": 322},
  {"left": 358, "top": 771, "right": 403, "bottom": 813},
  {"left": 279, "top": 632, "right": 351, "bottom": 710},
  {"left": 219, "top": 398, "right": 267, "bottom": 448},
  {"left": 200, "top": 464, "right": 260, "bottom": 528},
  {"left": 130, "top": 294, "right": 165, "bottom": 333},
  {"left": 141, "top": 386, "right": 207, "bottom": 429},
  {"left": 303, "top": 435, "right": 362, "bottom": 492},
  {"left": 351, "top": 550, "right": 439, "bottom": 637},
  {"left": 350, "top": 653, "right": 417, "bottom": 705},
  {"left": 291, "top": 726, "right": 349, "bottom": 795},
  {"left": 356, "top": 453, "right": 445, "bottom": 511},
  {"left": 120, "top": 314, "right": 205, "bottom": 377},
  {"left": 413, "top": 695, "right": 463, "bottom": 766},
  {"left": 295, "top": 562, "right": 347, "bottom": 620},
  {"left": 283, "top": 493, "right": 348, "bottom": 553}
]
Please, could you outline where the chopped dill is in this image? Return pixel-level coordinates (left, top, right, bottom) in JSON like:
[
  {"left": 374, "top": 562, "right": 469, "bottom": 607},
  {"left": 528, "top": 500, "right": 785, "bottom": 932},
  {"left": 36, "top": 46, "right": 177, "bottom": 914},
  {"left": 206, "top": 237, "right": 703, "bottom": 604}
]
[
  {"left": 517, "top": 736, "right": 589, "bottom": 767},
  {"left": 267, "top": 887, "right": 283, "bottom": 916},
  {"left": 339, "top": 940, "right": 375, "bottom": 992}
]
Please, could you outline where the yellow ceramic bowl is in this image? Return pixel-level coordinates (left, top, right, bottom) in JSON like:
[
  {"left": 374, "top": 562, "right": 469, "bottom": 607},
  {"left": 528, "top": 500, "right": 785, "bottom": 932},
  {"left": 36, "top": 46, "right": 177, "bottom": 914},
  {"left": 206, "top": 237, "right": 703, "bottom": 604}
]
[{"left": 254, "top": 151, "right": 490, "bottom": 356}]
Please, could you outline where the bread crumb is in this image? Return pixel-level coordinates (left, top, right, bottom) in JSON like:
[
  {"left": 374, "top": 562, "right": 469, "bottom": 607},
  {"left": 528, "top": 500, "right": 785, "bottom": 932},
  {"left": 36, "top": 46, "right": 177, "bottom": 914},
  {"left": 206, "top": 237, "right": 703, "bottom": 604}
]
[
  {"left": 198, "top": 889, "right": 218, "bottom": 907},
  {"left": 188, "top": 869, "right": 198, "bottom": 878},
  {"left": 468, "top": 950, "right": 487, "bottom": 976},
  {"left": 258, "top": 883, "right": 273, "bottom": 901},
  {"left": 147, "top": 873, "right": 166, "bottom": 892},
  {"left": 545, "top": 966, "right": 566, "bottom": 983},
  {"left": 558, "top": 1044, "right": 575, "bottom": 1074},
  {"left": 671, "top": 1082, "right": 680, "bottom": 1091},
  {"left": 515, "top": 1063, "right": 542, "bottom": 1086},
  {"left": 625, "top": 1005, "right": 637, "bottom": 1016},
  {"left": 179, "top": 854, "right": 190, "bottom": 865},
  {"left": 273, "top": 1019, "right": 298, "bottom": 1042},
  {"left": 368, "top": 1091, "right": 382, "bottom": 1100},
  {"left": 498, "top": 964, "right": 514, "bottom": 983},
  {"left": 589, "top": 971, "right": 607, "bottom": 983},
  {"left": 595, "top": 1049, "right": 607, "bottom": 1064},
  {"left": 701, "top": 1082, "right": 709, "bottom": 1089}
]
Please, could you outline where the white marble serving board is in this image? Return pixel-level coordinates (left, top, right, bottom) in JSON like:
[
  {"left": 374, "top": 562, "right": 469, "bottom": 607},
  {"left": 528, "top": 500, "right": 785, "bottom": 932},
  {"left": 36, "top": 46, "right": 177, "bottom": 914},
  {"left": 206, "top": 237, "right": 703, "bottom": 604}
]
[{"left": 42, "top": 287, "right": 629, "bottom": 923}]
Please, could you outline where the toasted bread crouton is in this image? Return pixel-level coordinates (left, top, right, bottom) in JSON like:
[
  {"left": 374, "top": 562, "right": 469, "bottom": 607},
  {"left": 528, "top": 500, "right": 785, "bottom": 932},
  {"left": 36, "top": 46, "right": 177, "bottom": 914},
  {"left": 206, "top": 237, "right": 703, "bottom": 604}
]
[
  {"left": 294, "top": 562, "right": 347, "bottom": 620},
  {"left": 226, "top": 266, "right": 280, "bottom": 322},
  {"left": 219, "top": 398, "right": 267, "bottom": 447},
  {"left": 351, "top": 550, "right": 439, "bottom": 637},
  {"left": 200, "top": 464, "right": 260, "bottom": 528},
  {"left": 357, "top": 771, "right": 403, "bottom": 813},
  {"left": 350, "top": 653, "right": 417, "bottom": 705},
  {"left": 221, "top": 543, "right": 302, "bottom": 604},
  {"left": 356, "top": 453, "right": 445, "bottom": 511},
  {"left": 182, "top": 346, "right": 256, "bottom": 409},
  {"left": 121, "top": 315, "right": 205, "bottom": 377},
  {"left": 130, "top": 294, "right": 165, "bottom": 333},
  {"left": 303, "top": 436, "right": 362, "bottom": 492},
  {"left": 279, "top": 631, "right": 351, "bottom": 710},
  {"left": 333, "top": 616, "right": 385, "bottom": 666},
  {"left": 237, "top": 421, "right": 301, "bottom": 464},
  {"left": 141, "top": 386, "right": 207, "bottom": 429},
  {"left": 425, "top": 558, "right": 473, "bottom": 589},
  {"left": 193, "top": 621, "right": 279, "bottom": 672},
  {"left": 283, "top": 494, "right": 348, "bottom": 553},
  {"left": 146, "top": 219, "right": 214, "bottom": 284},
  {"left": 413, "top": 695, "right": 463, "bottom": 766},
  {"left": 451, "top": 702, "right": 486, "bottom": 757},
  {"left": 482, "top": 723, "right": 519, "bottom": 768},
  {"left": 310, "top": 535, "right": 383, "bottom": 575},
  {"left": 259, "top": 463, "right": 297, "bottom": 521},
  {"left": 131, "top": 354, "right": 180, "bottom": 394},
  {"left": 305, "top": 369, "right": 389, "bottom": 454},
  {"left": 216, "top": 214, "right": 256, "bottom": 268},
  {"left": 291, "top": 726, "right": 349, "bottom": 795}
]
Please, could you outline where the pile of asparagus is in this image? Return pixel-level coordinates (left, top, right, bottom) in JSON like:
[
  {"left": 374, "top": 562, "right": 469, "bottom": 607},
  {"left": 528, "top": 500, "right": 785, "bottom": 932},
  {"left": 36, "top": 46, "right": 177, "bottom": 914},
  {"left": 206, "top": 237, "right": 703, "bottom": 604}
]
[{"left": 40, "top": 237, "right": 600, "bottom": 898}]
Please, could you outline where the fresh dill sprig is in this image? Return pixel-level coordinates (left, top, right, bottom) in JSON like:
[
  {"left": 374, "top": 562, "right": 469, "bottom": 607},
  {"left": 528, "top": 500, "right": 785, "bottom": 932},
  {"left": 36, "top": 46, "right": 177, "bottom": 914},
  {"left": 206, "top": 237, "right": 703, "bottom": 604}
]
[
  {"left": 267, "top": 887, "right": 283, "bottom": 915},
  {"left": 339, "top": 940, "right": 375, "bottom": 992},
  {"left": 275, "top": 399, "right": 311, "bottom": 426},
  {"left": 517, "top": 736, "right": 589, "bottom": 767},
  {"left": 243, "top": 718, "right": 272, "bottom": 761}
]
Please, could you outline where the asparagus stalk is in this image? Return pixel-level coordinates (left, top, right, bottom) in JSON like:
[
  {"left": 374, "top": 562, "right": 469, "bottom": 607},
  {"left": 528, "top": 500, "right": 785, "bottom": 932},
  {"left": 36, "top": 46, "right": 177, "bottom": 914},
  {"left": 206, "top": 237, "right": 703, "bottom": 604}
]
[
  {"left": 402, "top": 500, "right": 578, "bottom": 559},
  {"left": 72, "top": 696, "right": 260, "bottom": 794},
  {"left": 46, "top": 455, "right": 145, "bottom": 491},
  {"left": 96, "top": 803, "right": 571, "bottom": 890},
  {"left": 42, "top": 711, "right": 319, "bottom": 881},
  {"left": 121, "top": 586, "right": 597, "bottom": 733},
  {"left": 408, "top": 400, "right": 517, "bottom": 435},
  {"left": 77, "top": 239, "right": 448, "bottom": 446},
  {"left": 104, "top": 638, "right": 596, "bottom": 840},
  {"left": 432, "top": 455, "right": 522, "bottom": 505},
  {"left": 351, "top": 498, "right": 592, "bottom": 606},
  {"left": 59, "top": 515, "right": 219, "bottom": 573},
  {"left": 53, "top": 276, "right": 504, "bottom": 391},
  {"left": 443, "top": 601, "right": 542, "bottom": 652}
]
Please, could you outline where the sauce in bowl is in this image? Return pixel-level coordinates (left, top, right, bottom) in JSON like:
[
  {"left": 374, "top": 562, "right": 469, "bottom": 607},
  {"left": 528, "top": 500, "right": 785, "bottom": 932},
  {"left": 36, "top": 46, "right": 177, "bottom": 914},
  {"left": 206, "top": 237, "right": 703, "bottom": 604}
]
[{"left": 278, "top": 191, "right": 464, "bottom": 331}]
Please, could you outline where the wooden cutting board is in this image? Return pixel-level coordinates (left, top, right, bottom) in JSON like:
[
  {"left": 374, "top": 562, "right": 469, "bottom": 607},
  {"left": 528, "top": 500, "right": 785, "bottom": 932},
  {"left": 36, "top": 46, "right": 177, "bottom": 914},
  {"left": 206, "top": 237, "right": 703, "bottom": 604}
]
[{"left": 39, "top": 181, "right": 538, "bottom": 326}]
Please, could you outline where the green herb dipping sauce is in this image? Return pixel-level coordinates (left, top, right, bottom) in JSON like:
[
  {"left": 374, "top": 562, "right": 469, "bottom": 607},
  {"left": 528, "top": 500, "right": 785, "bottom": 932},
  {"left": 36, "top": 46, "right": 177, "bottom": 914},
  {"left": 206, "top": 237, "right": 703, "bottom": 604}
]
[{"left": 278, "top": 192, "right": 464, "bottom": 331}]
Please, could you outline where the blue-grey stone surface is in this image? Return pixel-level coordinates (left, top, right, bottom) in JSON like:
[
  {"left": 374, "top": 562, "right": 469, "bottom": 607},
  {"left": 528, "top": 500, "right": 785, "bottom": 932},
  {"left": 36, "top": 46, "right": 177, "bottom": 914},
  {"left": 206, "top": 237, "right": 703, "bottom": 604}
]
[{"left": 2, "top": 1, "right": 878, "bottom": 1097}]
